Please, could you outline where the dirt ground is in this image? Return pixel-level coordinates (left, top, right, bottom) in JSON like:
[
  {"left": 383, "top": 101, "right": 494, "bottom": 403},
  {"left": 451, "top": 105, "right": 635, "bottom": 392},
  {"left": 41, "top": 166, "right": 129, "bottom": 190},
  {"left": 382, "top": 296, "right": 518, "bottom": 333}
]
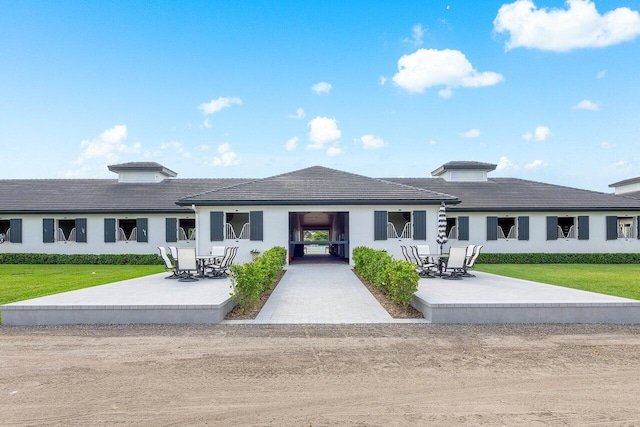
[{"left": 2, "top": 324, "right": 640, "bottom": 426}]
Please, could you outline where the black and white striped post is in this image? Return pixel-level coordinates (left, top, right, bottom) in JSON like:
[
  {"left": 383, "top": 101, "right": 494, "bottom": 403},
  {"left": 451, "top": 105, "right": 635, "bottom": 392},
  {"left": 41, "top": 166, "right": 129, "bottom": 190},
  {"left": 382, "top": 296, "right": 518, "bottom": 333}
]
[{"left": 436, "top": 202, "right": 448, "bottom": 255}]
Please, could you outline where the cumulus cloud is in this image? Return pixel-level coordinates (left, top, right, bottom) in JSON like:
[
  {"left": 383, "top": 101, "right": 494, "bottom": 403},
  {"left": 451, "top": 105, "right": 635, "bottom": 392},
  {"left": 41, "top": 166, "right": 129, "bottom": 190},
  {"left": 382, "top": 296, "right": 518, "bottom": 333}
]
[
  {"left": 285, "top": 136, "right": 299, "bottom": 151},
  {"left": 307, "top": 116, "right": 341, "bottom": 150},
  {"left": 572, "top": 99, "right": 599, "bottom": 111},
  {"left": 160, "top": 141, "right": 191, "bottom": 159},
  {"left": 288, "top": 108, "right": 306, "bottom": 119},
  {"left": 326, "top": 145, "right": 343, "bottom": 157},
  {"left": 311, "top": 82, "right": 332, "bottom": 95},
  {"left": 207, "top": 143, "right": 240, "bottom": 167},
  {"left": 75, "top": 125, "right": 141, "bottom": 165},
  {"left": 613, "top": 160, "right": 630, "bottom": 170},
  {"left": 601, "top": 141, "right": 616, "bottom": 149},
  {"left": 496, "top": 156, "right": 516, "bottom": 171},
  {"left": 494, "top": 0, "right": 640, "bottom": 52},
  {"left": 198, "top": 96, "right": 243, "bottom": 115},
  {"left": 392, "top": 48, "right": 503, "bottom": 96},
  {"left": 403, "top": 23, "right": 424, "bottom": 46},
  {"left": 460, "top": 128, "right": 481, "bottom": 138},
  {"left": 355, "top": 134, "right": 386, "bottom": 150},
  {"left": 523, "top": 126, "right": 552, "bottom": 142},
  {"left": 526, "top": 159, "right": 546, "bottom": 169}
]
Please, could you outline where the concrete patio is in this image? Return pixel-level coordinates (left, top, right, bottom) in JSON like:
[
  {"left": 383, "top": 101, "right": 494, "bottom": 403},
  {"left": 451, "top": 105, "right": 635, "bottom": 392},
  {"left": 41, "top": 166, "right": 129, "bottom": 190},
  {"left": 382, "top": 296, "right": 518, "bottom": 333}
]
[{"left": 2, "top": 264, "right": 640, "bottom": 325}]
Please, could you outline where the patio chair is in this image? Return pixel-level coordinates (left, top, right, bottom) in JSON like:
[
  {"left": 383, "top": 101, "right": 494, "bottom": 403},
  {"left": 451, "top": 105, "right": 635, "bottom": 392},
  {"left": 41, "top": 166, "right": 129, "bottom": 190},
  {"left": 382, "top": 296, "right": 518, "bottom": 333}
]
[
  {"left": 400, "top": 245, "right": 413, "bottom": 263},
  {"left": 410, "top": 245, "right": 437, "bottom": 278},
  {"left": 176, "top": 247, "right": 199, "bottom": 282},
  {"left": 158, "top": 246, "right": 180, "bottom": 279},
  {"left": 462, "top": 245, "right": 482, "bottom": 277},
  {"left": 416, "top": 245, "right": 434, "bottom": 263},
  {"left": 442, "top": 246, "right": 467, "bottom": 280},
  {"left": 207, "top": 246, "right": 238, "bottom": 278},
  {"left": 465, "top": 245, "right": 475, "bottom": 262}
]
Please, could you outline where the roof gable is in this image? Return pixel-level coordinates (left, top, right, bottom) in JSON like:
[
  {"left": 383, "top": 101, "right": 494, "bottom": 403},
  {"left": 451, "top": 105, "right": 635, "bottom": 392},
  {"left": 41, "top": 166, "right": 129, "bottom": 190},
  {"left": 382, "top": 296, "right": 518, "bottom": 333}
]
[{"left": 179, "top": 166, "right": 457, "bottom": 206}]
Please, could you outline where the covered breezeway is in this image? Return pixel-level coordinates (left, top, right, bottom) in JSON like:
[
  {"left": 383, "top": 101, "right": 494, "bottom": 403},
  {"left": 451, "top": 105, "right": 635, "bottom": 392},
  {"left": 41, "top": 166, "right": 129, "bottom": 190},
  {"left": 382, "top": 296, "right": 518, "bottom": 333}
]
[{"left": 289, "top": 211, "right": 349, "bottom": 263}]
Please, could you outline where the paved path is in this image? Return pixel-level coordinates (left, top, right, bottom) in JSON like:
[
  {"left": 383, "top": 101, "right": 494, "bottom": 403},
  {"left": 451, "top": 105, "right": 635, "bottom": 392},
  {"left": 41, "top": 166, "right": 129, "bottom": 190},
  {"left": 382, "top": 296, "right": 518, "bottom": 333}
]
[{"left": 254, "top": 263, "right": 393, "bottom": 324}]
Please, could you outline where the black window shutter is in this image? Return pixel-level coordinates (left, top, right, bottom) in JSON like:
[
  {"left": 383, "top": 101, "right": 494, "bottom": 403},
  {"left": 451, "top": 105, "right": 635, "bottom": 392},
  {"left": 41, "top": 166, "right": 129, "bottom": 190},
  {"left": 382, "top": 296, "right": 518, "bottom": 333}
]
[
  {"left": 374, "top": 211, "right": 387, "bottom": 241},
  {"left": 104, "top": 218, "right": 116, "bottom": 243},
  {"left": 210, "top": 211, "right": 224, "bottom": 241},
  {"left": 547, "top": 216, "right": 558, "bottom": 240},
  {"left": 637, "top": 216, "right": 640, "bottom": 239},
  {"left": 137, "top": 218, "right": 148, "bottom": 242},
  {"left": 578, "top": 215, "right": 589, "bottom": 240},
  {"left": 486, "top": 216, "right": 498, "bottom": 241},
  {"left": 606, "top": 216, "right": 618, "bottom": 240},
  {"left": 9, "top": 218, "right": 22, "bottom": 243},
  {"left": 75, "top": 218, "right": 87, "bottom": 243},
  {"left": 458, "top": 216, "right": 469, "bottom": 241},
  {"left": 43, "top": 218, "right": 55, "bottom": 243},
  {"left": 250, "top": 211, "right": 263, "bottom": 241},
  {"left": 412, "top": 210, "right": 426, "bottom": 240},
  {"left": 166, "top": 218, "right": 177, "bottom": 242},
  {"left": 517, "top": 216, "right": 529, "bottom": 240}
]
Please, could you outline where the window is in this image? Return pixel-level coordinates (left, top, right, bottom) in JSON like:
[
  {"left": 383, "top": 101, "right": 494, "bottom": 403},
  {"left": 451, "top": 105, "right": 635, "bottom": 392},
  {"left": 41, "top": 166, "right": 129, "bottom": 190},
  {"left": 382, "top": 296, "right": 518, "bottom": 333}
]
[
  {"left": 118, "top": 219, "right": 137, "bottom": 241},
  {"left": 497, "top": 217, "right": 516, "bottom": 239},
  {"left": 226, "top": 212, "right": 250, "bottom": 239},
  {"left": 373, "top": 210, "right": 426, "bottom": 241},
  {"left": 557, "top": 217, "right": 576, "bottom": 238},
  {"left": 178, "top": 218, "right": 195, "bottom": 241},
  {"left": 57, "top": 219, "right": 75, "bottom": 242},
  {"left": 0, "top": 219, "right": 9, "bottom": 243},
  {"left": 112, "top": 218, "right": 148, "bottom": 242},
  {"left": 446, "top": 218, "right": 457, "bottom": 239}
]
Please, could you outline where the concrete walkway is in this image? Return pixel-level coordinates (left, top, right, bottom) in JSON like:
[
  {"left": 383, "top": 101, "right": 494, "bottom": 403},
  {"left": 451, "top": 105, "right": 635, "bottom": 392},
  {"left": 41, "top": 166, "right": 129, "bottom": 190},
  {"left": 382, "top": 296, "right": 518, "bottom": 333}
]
[{"left": 253, "top": 263, "right": 393, "bottom": 324}]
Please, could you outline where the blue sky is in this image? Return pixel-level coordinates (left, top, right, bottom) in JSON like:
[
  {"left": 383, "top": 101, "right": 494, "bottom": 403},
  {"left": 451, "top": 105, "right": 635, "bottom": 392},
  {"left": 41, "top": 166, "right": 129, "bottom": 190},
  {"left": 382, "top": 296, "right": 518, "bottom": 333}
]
[{"left": 1, "top": 0, "right": 639, "bottom": 192}]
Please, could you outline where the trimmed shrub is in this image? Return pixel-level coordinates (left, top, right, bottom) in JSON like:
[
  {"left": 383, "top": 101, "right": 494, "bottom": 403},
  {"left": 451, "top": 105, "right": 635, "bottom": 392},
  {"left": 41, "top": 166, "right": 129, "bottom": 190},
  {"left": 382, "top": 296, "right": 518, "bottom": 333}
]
[
  {"left": 477, "top": 253, "right": 640, "bottom": 264},
  {"left": 353, "top": 246, "right": 419, "bottom": 307},
  {"left": 230, "top": 246, "right": 286, "bottom": 311},
  {"left": 0, "top": 253, "right": 163, "bottom": 265}
]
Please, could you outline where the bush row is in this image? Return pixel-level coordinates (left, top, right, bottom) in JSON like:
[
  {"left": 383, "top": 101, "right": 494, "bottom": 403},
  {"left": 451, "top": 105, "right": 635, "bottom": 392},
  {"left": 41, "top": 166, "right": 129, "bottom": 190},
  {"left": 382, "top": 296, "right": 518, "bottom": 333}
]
[
  {"left": 352, "top": 246, "right": 419, "bottom": 307},
  {"left": 477, "top": 252, "right": 640, "bottom": 264},
  {"left": 0, "top": 253, "right": 163, "bottom": 265},
  {"left": 230, "top": 246, "right": 287, "bottom": 311}
]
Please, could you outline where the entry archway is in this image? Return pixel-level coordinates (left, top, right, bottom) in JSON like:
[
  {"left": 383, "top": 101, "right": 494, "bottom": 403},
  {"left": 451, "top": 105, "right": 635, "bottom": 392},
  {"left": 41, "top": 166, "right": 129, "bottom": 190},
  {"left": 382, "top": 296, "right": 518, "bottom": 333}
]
[{"left": 288, "top": 211, "right": 349, "bottom": 263}]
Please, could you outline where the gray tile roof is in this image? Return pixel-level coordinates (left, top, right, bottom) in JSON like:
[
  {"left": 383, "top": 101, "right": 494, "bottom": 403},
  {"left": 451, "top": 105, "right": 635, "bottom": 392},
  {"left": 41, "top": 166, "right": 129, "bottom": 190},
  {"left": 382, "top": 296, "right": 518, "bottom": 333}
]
[
  {"left": 178, "top": 166, "right": 457, "bottom": 206},
  {"left": 107, "top": 162, "right": 177, "bottom": 176},
  {"left": 385, "top": 177, "right": 640, "bottom": 212},
  {"left": 609, "top": 176, "right": 640, "bottom": 188},
  {"left": 0, "top": 178, "right": 247, "bottom": 214}
]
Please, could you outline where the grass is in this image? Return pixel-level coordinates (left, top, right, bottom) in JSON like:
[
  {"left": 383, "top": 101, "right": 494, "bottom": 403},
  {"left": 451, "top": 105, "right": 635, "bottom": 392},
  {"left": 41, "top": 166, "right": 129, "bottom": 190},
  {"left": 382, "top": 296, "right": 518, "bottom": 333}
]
[
  {"left": 475, "top": 264, "right": 640, "bottom": 300},
  {"left": 0, "top": 264, "right": 165, "bottom": 315}
]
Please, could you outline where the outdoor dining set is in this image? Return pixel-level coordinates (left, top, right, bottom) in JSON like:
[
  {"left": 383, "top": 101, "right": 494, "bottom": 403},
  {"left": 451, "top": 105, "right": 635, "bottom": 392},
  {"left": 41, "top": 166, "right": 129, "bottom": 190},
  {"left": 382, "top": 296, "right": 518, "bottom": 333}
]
[
  {"left": 157, "top": 245, "right": 238, "bottom": 282},
  {"left": 400, "top": 244, "right": 483, "bottom": 280}
]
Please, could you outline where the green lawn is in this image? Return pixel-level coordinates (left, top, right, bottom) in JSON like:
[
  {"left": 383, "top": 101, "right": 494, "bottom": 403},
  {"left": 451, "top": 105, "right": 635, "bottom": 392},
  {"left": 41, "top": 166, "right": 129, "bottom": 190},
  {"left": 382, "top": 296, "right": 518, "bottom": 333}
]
[
  {"left": 475, "top": 264, "right": 640, "bottom": 300},
  {"left": 0, "top": 264, "right": 165, "bottom": 307}
]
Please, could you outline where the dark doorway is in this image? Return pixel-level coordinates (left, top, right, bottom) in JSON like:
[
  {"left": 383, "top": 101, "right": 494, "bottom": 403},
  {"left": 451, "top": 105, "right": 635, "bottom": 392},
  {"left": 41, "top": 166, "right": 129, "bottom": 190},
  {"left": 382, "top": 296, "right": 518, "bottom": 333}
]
[{"left": 289, "top": 212, "right": 349, "bottom": 263}]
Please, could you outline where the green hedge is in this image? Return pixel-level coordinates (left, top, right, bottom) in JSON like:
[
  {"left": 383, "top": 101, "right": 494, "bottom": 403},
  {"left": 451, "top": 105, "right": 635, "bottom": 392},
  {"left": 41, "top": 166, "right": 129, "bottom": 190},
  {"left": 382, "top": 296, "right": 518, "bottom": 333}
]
[
  {"left": 352, "top": 246, "right": 419, "bottom": 307},
  {"left": 477, "top": 253, "right": 640, "bottom": 264},
  {"left": 230, "top": 246, "right": 287, "bottom": 311},
  {"left": 0, "top": 253, "right": 163, "bottom": 265}
]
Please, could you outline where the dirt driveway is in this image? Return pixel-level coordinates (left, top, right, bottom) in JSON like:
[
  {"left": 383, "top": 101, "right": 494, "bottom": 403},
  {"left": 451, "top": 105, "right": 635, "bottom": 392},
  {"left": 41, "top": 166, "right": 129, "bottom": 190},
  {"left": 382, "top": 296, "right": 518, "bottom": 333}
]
[{"left": 2, "top": 324, "right": 640, "bottom": 426}]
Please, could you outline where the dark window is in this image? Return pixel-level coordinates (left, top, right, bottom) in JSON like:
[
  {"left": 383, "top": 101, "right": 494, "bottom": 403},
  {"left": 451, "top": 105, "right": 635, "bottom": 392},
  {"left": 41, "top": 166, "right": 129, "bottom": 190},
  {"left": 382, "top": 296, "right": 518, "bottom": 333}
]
[
  {"left": 497, "top": 217, "right": 516, "bottom": 239},
  {"left": 557, "top": 217, "right": 576, "bottom": 238},
  {"left": 58, "top": 219, "right": 75, "bottom": 241},
  {"left": 446, "top": 218, "right": 457, "bottom": 239},
  {"left": 387, "top": 211, "right": 412, "bottom": 238},
  {"left": 118, "top": 219, "right": 137, "bottom": 241},
  {"left": 226, "top": 212, "right": 250, "bottom": 239},
  {"left": 179, "top": 218, "right": 195, "bottom": 241},
  {"left": 0, "top": 220, "right": 9, "bottom": 242}
]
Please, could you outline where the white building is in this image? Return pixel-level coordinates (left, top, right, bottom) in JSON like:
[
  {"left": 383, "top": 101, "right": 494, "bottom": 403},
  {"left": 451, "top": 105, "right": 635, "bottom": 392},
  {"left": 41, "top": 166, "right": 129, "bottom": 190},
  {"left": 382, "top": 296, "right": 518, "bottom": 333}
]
[{"left": 2, "top": 161, "right": 640, "bottom": 264}]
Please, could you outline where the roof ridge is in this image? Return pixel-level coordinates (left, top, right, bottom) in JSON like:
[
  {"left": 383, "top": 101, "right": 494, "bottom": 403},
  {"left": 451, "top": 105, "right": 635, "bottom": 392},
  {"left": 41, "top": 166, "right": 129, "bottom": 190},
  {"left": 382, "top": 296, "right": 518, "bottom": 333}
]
[{"left": 376, "top": 178, "right": 459, "bottom": 202}]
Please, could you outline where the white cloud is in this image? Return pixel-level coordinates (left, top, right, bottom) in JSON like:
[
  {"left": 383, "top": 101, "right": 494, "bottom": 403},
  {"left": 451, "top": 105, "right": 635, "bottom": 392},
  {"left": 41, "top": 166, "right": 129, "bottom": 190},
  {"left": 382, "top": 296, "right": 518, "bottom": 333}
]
[
  {"left": 196, "top": 145, "right": 209, "bottom": 152},
  {"left": 355, "top": 134, "right": 386, "bottom": 150},
  {"left": 307, "top": 116, "right": 341, "bottom": 149},
  {"left": 523, "top": 126, "right": 552, "bottom": 142},
  {"left": 392, "top": 48, "right": 503, "bottom": 96},
  {"left": 572, "top": 99, "right": 599, "bottom": 111},
  {"left": 601, "top": 141, "right": 616, "bottom": 149},
  {"left": 208, "top": 143, "right": 240, "bottom": 167},
  {"left": 287, "top": 108, "right": 306, "bottom": 119},
  {"left": 379, "top": 76, "right": 388, "bottom": 85},
  {"left": 460, "top": 128, "right": 480, "bottom": 138},
  {"left": 200, "top": 118, "right": 212, "bottom": 129},
  {"left": 494, "top": 0, "right": 640, "bottom": 52},
  {"left": 597, "top": 70, "right": 607, "bottom": 79},
  {"left": 75, "top": 125, "right": 141, "bottom": 165},
  {"left": 311, "top": 82, "right": 332, "bottom": 95},
  {"left": 613, "top": 160, "right": 630, "bottom": 169},
  {"left": 198, "top": 96, "right": 243, "bottom": 115},
  {"left": 428, "top": 139, "right": 436, "bottom": 146},
  {"left": 285, "top": 136, "right": 299, "bottom": 151},
  {"left": 326, "top": 145, "right": 343, "bottom": 157},
  {"left": 160, "top": 141, "right": 191, "bottom": 159},
  {"left": 496, "top": 156, "right": 516, "bottom": 171},
  {"left": 403, "top": 23, "right": 424, "bottom": 46},
  {"left": 526, "top": 159, "right": 546, "bottom": 169}
]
